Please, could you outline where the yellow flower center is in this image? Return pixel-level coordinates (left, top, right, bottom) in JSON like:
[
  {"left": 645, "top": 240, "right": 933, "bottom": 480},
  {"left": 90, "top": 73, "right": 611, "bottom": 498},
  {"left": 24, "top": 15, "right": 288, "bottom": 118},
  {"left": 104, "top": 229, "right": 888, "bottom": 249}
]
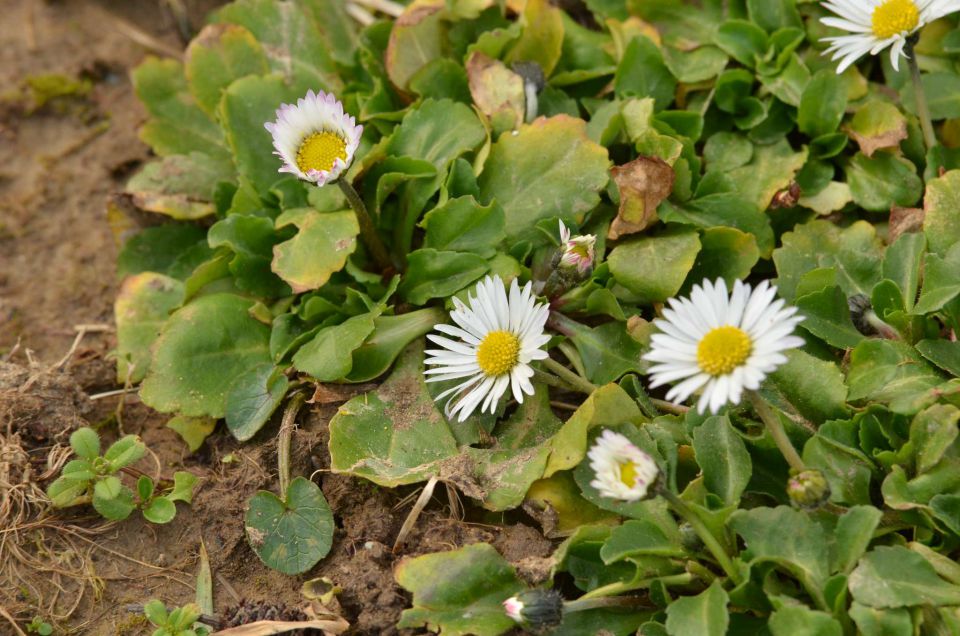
[
  {"left": 476, "top": 330, "right": 520, "bottom": 376},
  {"left": 871, "top": 0, "right": 920, "bottom": 39},
  {"left": 697, "top": 326, "right": 753, "bottom": 376},
  {"left": 296, "top": 131, "right": 347, "bottom": 173},
  {"left": 619, "top": 461, "right": 639, "bottom": 488}
]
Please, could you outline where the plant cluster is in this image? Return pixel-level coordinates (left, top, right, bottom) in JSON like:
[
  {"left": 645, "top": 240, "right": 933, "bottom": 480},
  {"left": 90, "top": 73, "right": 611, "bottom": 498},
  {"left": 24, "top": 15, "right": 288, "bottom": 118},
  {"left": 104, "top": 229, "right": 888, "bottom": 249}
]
[
  {"left": 105, "top": 0, "right": 960, "bottom": 632},
  {"left": 47, "top": 427, "right": 197, "bottom": 523}
]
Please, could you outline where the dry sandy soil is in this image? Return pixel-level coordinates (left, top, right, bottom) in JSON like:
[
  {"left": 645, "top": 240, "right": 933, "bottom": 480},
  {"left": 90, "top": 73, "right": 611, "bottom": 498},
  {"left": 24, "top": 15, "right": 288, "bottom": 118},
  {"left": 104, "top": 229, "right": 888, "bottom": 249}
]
[{"left": 0, "top": 2, "right": 552, "bottom": 633}]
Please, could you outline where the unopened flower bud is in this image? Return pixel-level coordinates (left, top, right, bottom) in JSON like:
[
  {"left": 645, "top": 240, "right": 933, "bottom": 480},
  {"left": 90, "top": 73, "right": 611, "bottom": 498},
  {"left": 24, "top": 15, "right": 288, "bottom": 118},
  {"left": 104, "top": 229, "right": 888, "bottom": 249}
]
[
  {"left": 787, "top": 469, "right": 831, "bottom": 510},
  {"left": 557, "top": 220, "right": 596, "bottom": 277},
  {"left": 503, "top": 589, "right": 564, "bottom": 632},
  {"left": 679, "top": 522, "right": 705, "bottom": 553}
]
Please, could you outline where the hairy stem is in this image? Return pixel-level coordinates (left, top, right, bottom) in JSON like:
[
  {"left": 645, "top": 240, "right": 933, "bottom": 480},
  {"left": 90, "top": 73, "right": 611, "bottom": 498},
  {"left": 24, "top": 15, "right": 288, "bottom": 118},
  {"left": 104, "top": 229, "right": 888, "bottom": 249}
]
[
  {"left": 660, "top": 488, "right": 743, "bottom": 585},
  {"left": 338, "top": 179, "right": 393, "bottom": 272},
  {"left": 542, "top": 357, "right": 597, "bottom": 395},
  {"left": 906, "top": 40, "right": 937, "bottom": 153},
  {"left": 747, "top": 390, "right": 806, "bottom": 473},
  {"left": 277, "top": 392, "right": 306, "bottom": 495}
]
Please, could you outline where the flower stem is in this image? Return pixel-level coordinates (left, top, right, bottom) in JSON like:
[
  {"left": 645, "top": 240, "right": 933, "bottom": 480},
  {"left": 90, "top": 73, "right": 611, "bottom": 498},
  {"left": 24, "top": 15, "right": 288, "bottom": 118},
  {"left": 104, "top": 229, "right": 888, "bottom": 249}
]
[
  {"left": 277, "top": 391, "right": 306, "bottom": 496},
  {"left": 338, "top": 179, "right": 393, "bottom": 273},
  {"left": 564, "top": 596, "right": 652, "bottom": 613},
  {"left": 578, "top": 573, "right": 694, "bottom": 601},
  {"left": 542, "top": 357, "right": 597, "bottom": 395},
  {"left": 659, "top": 487, "right": 743, "bottom": 585},
  {"left": 906, "top": 39, "right": 936, "bottom": 153},
  {"left": 652, "top": 399, "right": 689, "bottom": 416},
  {"left": 746, "top": 390, "right": 806, "bottom": 473}
]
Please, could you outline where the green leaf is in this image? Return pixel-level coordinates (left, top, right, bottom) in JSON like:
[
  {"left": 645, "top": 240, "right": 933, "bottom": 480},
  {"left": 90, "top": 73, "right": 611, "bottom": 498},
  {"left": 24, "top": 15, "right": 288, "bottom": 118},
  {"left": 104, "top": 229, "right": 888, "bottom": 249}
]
[
  {"left": 184, "top": 23, "right": 270, "bottom": 116},
  {"left": 883, "top": 232, "right": 925, "bottom": 312},
  {"left": 220, "top": 74, "right": 304, "bottom": 196},
  {"left": 914, "top": 243, "right": 960, "bottom": 314},
  {"left": 166, "top": 415, "right": 217, "bottom": 452},
  {"left": 726, "top": 139, "right": 807, "bottom": 212},
  {"left": 292, "top": 314, "right": 376, "bottom": 381},
  {"left": 478, "top": 115, "right": 610, "bottom": 244},
  {"left": 126, "top": 152, "right": 234, "bottom": 220},
  {"left": 347, "top": 308, "right": 445, "bottom": 382},
  {"left": 92, "top": 481, "right": 136, "bottom": 520},
  {"left": 902, "top": 72, "right": 960, "bottom": 120},
  {"left": 69, "top": 428, "right": 100, "bottom": 461},
  {"left": 224, "top": 364, "right": 289, "bottom": 441},
  {"left": 295, "top": 0, "right": 358, "bottom": 66},
  {"left": 769, "top": 606, "right": 842, "bottom": 636},
  {"left": 608, "top": 227, "right": 701, "bottom": 303},
  {"left": 143, "top": 600, "right": 168, "bottom": 626},
  {"left": 140, "top": 294, "right": 272, "bottom": 418},
  {"left": 849, "top": 546, "right": 960, "bottom": 608},
  {"left": 271, "top": 208, "right": 359, "bottom": 293},
  {"left": 116, "top": 224, "right": 209, "bottom": 280},
  {"left": 767, "top": 349, "right": 849, "bottom": 423},
  {"left": 329, "top": 342, "right": 459, "bottom": 486},
  {"left": 774, "top": 219, "right": 882, "bottom": 302},
  {"left": 115, "top": 273, "right": 185, "bottom": 384},
  {"left": 130, "top": 57, "right": 226, "bottom": 158},
  {"left": 664, "top": 580, "right": 729, "bottom": 636},
  {"left": 421, "top": 196, "right": 505, "bottom": 258},
  {"left": 846, "top": 340, "right": 945, "bottom": 415},
  {"left": 544, "top": 384, "right": 642, "bottom": 477},
  {"left": 714, "top": 20, "right": 768, "bottom": 68},
  {"left": 831, "top": 506, "right": 883, "bottom": 575},
  {"left": 398, "top": 249, "right": 489, "bottom": 305},
  {"left": 847, "top": 100, "right": 908, "bottom": 157},
  {"left": 615, "top": 35, "right": 676, "bottom": 111},
  {"left": 396, "top": 543, "right": 525, "bottom": 636},
  {"left": 798, "top": 69, "right": 848, "bottom": 139},
  {"left": 923, "top": 170, "right": 960, "bottom": 257},
  {"left": 747, "top": 0, "right": 801, "bottom": 32},
  {"left": 659, "top": 193, "right": 773, "bottom": 256},
  {"left": 560, "top": 319, "right": 646, "bottom": 385},
  {"left": 916, "top": 339, "right": 960, "bottom": 376},
  {"left": 505, "top": 0, "right": 564, "bottom": 75},
  {"left": 847, "top": 152, "right": 923, "bottom": 213},
  {"left": 104, "top": 435, "right": 147, "bottom": 469},
  {"left": 385, "top": 4, "right": 445, "bottom": 92},
  {"left": 168, "top": 471, "right": 198, "bottom": 504},
  {"left": 692, "top": 415, "right": 751, "bottom": 506},
  {"left": 208, "top": 213, "right": 289, "bottom": 298},
  {"left": 850, "top": 603, "right": 913, "bottom": 636},
  {"left": 907, "top": 404, "right": 960, "bottom": 474},
  {"left": 245, "top": 477, "right": 334, "bottom": 575},
  {"left": 212, "top": 0, "right": 340, "bottom": 91},
  {"left": 663, "top": 45, "right": 729, "bottom": 84},
  {"left": 47, "top": 472, "right": 91, "bottom": 508},
  {"left": 730, "top": 506, "right": 829, "bottom": 589},
  {"left": 142, "top": 497, "right": 177, "bottom": 524},
  {"left": 686, "top": 226, "right": 759, "bottom": 289}
]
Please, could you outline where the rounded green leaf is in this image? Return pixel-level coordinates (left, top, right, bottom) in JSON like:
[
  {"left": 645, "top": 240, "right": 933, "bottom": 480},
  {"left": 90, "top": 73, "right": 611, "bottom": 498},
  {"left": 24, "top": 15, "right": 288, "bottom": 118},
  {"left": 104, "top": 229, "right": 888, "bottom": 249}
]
[
  {"left": 847, "top": 153, "right": 923, "bottom": 213},
  {"left": 664, "top": 581, "right": 729, "bottom": 636},
  {"left": 184, "top": 23, "right": 270, "bottom": 116},
  {"left": 692, "top": 416, "right": 751, "bottom": 506},
  {"left": 608, "top": 227, "right": 701, "bottom": 303},
  {"left": 224, "top": 364, "right": 289, "bottom": 441},
  {"left": 142, "top": 496, "right": 178, "bottom": 524},
  {"left": 140, "top": 294, "right": 272, "bottom": 418},
  {"left": 292, "top": 314, "right": 376, "bottom": 381},
  {"left": 70, "top": 427, "right": 101, "bottom": 460},
  {"left": 115, "top": 272, "right": 185, "bottom": 384},
  {"left": 271, "top": 209, "right": 359, "bottom": 293},
  {"left": 923, "top": 170, "right": 960, "bottom": 257},
  {"left": 245, "top": 477, "right": 334, "bottom": 575}
]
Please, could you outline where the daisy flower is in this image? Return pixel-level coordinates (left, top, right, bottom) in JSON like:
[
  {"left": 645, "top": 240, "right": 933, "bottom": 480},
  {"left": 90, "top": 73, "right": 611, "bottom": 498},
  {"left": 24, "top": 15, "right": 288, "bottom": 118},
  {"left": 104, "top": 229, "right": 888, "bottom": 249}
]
[
  {"left": 264, "top": 89, "right": 362, "bottom": 186},
  {"left": 424, "top": 276, "right": 551, "bottom": 422},
  {"left": 558, "top": 220, "right": 597, "bottom": 275},
  {"left": 588, "top": 429, "right": 659, "bottom": 501},
  {"left": 820, "top": 0, "right": 960, "bottom": 73},
  {"left": 644, "top": 279, "right": 805, "bottom": 415}
]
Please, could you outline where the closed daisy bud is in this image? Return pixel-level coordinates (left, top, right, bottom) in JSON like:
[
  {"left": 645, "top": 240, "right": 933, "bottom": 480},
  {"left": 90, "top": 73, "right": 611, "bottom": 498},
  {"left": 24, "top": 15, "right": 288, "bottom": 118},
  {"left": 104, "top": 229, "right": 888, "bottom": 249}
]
[
  {"left": 264, "top": 90, "right": 362, "bottom": 186},
  {"left": 644, "top": 279, "right": 805, "bottom": 415},
  {"left": 502, "top": 589, "right": 564, "bottom": 632},
  {"left": 424, "top": 276, "right": 551, "bottom": 422},
  {"left": 787, "top": 469, "right": 832, "bottom": 510},
  {"left": 588, "top": 430, "right": 659, "bottom": 502},
  {"left": 820, "top": 0, "right": 960, "bottom": 73}
]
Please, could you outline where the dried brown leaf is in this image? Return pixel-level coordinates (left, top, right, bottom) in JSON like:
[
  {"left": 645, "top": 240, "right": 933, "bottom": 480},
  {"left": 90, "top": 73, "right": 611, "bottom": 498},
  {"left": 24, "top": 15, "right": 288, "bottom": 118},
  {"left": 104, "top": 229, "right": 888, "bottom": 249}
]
[{"left": 608, "top": 156, "right": 674, "bottom": 240}]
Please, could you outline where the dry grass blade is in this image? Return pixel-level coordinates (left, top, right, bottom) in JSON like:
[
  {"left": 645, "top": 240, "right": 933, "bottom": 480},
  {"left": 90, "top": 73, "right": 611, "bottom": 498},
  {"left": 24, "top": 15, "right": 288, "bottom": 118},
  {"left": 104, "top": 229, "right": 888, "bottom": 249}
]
[
  {"left": 392, "top": 475, "right": 439, "bottom": 553},
  {"left": 213, "top": 616, "right": 350, "bottom": 635}
]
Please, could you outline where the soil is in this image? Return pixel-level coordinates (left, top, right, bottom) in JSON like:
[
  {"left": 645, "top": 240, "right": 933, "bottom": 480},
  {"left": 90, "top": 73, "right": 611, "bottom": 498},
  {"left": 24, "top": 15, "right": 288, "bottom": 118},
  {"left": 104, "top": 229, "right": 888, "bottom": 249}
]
[{"left": 0, "top": 2, "right": 555, "bottom": 634}]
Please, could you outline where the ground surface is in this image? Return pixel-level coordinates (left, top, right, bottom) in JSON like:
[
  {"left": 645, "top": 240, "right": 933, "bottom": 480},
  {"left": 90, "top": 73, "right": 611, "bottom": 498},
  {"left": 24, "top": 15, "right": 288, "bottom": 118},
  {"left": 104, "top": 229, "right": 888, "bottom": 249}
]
[{"left": 0, "top": 2, "right": 552, "bottom": 633}]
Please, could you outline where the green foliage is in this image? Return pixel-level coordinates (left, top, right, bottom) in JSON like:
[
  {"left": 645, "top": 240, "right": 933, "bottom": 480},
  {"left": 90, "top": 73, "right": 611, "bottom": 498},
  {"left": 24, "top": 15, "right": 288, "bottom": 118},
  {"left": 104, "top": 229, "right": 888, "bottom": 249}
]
[
  {"left": 47, "top": 428, "right": 197, "bottom": 524},
  {"left": 117, "top": 0, "right": 960, "bottom": 631},
  {"left": 142, "top": 599, "right": 210, "bottom": 636}
]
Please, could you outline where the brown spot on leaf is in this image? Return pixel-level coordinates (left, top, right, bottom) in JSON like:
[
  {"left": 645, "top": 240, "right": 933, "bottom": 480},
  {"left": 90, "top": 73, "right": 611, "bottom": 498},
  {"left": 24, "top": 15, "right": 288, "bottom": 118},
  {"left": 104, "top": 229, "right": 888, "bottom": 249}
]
[
  {"left": 889, "top": 206, "right": 925, "bottom": 244},
  {"left": 466, "top": 52, "right": 525, "bottom": 131},
  {"left": 847, "top": 119, "right": 908, "bottom": 158},
  {"left": 608, "top": 156, "right": 674, "bottom": 240}
]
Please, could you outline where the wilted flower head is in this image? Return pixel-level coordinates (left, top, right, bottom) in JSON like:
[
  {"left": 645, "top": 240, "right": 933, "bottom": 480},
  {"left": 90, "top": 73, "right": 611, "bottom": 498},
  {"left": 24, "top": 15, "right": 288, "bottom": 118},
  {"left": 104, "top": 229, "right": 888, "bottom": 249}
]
[
  {"left": 424, "top": 276, "right": 550, "bottom": 422},
  {"left": 820, "top": 0, "right": 960, "bottom": 73},
  {"left": 558, "top": 220, "right": 596, "bottom": 275},
  {"left": 588, "top": 430, "right": 659, "bottom": 501},
  {"left": 644, "top": 279, "right": 804, "bottom": 414},
  {"left": 264, "top": 89, "right": 362, "bottom": 186}
]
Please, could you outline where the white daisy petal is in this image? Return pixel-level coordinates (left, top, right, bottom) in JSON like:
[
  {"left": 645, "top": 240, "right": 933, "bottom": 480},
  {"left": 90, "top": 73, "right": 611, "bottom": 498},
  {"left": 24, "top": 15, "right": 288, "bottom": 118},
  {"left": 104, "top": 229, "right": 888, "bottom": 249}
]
[
  {"left": 424, "top": 276, "right": 550, "bottom": 422},
  {"left": 646, "top": 277, "right": 803, "bottom": 414},
  {"left": 588, "top": 430, "right": 659, "bottom": 501},
  {"left": 264, "top": 90, "right": 362, "bottom": 185},
  {"left": 818, "top": 0, "right": 960, "bottom": 73}
]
